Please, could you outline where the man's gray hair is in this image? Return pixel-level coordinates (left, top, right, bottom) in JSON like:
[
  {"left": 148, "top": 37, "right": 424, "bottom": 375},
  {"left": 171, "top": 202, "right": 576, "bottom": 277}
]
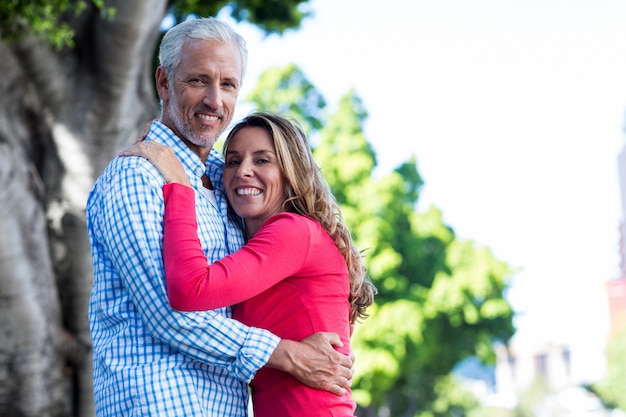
[{"left": 158, "top": 17, "right": 248, "bottom": 81}]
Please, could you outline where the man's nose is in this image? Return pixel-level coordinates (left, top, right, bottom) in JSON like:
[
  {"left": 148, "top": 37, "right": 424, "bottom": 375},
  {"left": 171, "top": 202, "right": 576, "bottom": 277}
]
[{"left": 202, "top": 86, "right": 222, "bottom": 109}]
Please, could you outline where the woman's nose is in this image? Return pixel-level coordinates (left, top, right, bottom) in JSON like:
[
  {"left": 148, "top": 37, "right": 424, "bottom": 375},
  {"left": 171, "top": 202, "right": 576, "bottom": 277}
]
[{"left": 237, "top": 160, "right": 253, "bottom": 177}]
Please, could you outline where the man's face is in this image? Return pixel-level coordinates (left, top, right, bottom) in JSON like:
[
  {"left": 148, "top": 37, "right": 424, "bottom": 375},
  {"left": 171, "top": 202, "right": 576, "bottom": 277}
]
[{"left": 157, "top": 39, "right": 242, "bottom": 156}]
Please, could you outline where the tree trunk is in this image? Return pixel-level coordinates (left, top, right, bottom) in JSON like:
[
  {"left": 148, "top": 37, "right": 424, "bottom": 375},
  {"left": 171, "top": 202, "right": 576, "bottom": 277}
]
[{"left": 0, "top": 1, "right": 167, "bottom": 415}]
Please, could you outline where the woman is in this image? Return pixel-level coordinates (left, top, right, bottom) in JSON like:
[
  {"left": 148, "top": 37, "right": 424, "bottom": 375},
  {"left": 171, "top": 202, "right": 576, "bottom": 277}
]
[{"left": 121, "top": 112, "right": 375, "bottom": 416}]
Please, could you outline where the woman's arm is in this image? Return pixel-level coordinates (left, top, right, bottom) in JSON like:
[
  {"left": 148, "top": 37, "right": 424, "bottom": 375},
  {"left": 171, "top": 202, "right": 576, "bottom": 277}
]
[
  {"left": 163, "top": 184, "right": 311, "bottom": 311},
  {"left": 120, "top": 140, "right": 308, "bottom": 310}
]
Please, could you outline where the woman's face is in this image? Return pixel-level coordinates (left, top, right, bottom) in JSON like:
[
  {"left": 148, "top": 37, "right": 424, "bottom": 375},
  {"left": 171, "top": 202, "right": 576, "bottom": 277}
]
[{"left": 223, "top": 126, "right": 286, "bottom": 236}]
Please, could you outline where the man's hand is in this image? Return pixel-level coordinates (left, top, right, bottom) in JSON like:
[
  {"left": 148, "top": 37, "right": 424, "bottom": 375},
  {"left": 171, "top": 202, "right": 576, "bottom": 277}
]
[{"left": 266, "top": 332, "right": 354, "bottom": 396}]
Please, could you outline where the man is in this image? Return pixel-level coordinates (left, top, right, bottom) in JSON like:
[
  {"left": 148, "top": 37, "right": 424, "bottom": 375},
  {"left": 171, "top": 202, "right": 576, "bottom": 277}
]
[{"left": 87, "top": 17, "right": 352, "bottom": 416}]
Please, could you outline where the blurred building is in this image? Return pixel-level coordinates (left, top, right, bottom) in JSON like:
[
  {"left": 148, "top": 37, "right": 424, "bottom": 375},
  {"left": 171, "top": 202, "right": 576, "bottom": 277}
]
[
  {"left": 617, "top": 145, "right": 626, "bottom": 279},
  {"left": 456, "top": 342, "right": 610, "bottom": 415},
  {"left": 456, "top": 342, "right": 569, "bottom": 398},
  {"left": 494, "top": 342, "right": 571, "bottom": 394},
  {"left": 607, "top": 144, "right": 626, "bottom": 337},
  {"left": 606, "top": 278, "right": 626, "bottom": 337}
]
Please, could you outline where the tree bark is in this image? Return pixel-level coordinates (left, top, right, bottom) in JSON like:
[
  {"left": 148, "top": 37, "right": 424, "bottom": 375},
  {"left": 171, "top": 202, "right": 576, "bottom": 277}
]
[{"left": 0, "top": 1, "right": 167, "bottom": 415}]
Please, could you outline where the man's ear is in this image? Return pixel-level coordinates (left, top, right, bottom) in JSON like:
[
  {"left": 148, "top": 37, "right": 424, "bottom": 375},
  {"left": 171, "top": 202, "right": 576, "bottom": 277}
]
[{"left": 155, "top": 66, "right": 170, "bottom": 102}]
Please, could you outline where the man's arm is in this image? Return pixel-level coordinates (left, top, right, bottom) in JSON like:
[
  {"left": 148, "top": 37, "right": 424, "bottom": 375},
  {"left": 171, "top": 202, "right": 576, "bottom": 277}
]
[
  {"left": 266, "top": 333, "right": 354, "bottom": 395},
  {"left": 89, "top": 157, "right": 279, "bottom": 382}
]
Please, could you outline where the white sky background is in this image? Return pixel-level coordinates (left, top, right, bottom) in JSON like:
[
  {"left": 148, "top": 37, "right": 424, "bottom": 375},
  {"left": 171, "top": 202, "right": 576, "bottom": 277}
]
[{"left": 220, "top": 0, "right": 626, "bottom": 382}]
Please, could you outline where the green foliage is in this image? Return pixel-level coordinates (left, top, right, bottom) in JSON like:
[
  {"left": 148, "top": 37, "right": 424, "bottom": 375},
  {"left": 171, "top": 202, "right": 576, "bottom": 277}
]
[
  {"left": 0, "top": 0, "right": 312, "bottom": 50},
  {"left": 396, "top": 157, "right": 424, "bottom": 202},
  {"left": 514, "top": 376, "right": 551, "bottom": 417},
  {"left": 167, "top": 0, "right": 228, "bottom": 22},
  {"left": 169, "top": 0, "right": 311, "bottom": 34},
  {"left": 228, "top": 0, "right": 311, "bottom": 34},
  {"left": 592, "top": 326, "right": 626, "bottom": 410},
  {"left": 469, "top": 407, "right": 514, "bottom": 417},
  {"left": 351, "top": 301, "right": 425, "bottom": 407},
  {"left": 425, "top": 241, "right": 515, "bottom": 356},
  {"left": 417, "top": 375, "right": 481, "bottom": 417},
  {"left": 314, "top": 90, "right": 375, "bottom": 203},
  {"left": 234, "top": 63, "right": 516, "bottom": 417},
  {"left": 245, "top": 64, "right": 325, "bottom": 134},
  {"left": 0, "top": 0, "right": 114, "bottom": 49}
]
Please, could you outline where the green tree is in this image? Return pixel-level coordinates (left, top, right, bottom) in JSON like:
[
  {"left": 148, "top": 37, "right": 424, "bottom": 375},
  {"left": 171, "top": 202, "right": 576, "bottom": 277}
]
[
  {"left": 247, "top": 65, "right": 516, "bottom": 417},
  {"left": 245, "top": 63, "right": 326, "bottom": 135},
  {"left": 0, "top": 2, "right": 312, "bottom": 416}
]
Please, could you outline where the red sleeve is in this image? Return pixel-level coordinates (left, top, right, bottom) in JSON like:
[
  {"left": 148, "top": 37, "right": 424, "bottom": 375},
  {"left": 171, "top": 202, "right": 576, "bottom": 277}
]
[{"left": 162, "top": 183, "right": 314, "bottom": 311}]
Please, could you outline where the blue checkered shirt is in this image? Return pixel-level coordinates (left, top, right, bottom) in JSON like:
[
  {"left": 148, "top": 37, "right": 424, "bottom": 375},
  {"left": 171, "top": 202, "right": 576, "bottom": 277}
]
[{"left": 87, "top": 121, "right": 280, "bottom": 416}]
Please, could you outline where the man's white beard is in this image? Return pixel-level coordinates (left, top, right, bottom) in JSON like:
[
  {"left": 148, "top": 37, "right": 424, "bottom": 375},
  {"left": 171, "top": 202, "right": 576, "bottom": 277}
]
[{"left": 167, "top": 88, "right": 218, "bottom": 149}]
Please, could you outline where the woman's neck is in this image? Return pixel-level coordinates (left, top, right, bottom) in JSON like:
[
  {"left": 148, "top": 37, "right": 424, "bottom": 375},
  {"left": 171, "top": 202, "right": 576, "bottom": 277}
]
[{"left": 244, "top": 221, "right": 260, "bottom": 240}]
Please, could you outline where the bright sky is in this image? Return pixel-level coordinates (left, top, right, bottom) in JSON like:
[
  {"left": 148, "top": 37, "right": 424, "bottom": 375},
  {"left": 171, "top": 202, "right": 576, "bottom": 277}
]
[{"left": 221, "top": 0, "right": 626, "bottom": 383}]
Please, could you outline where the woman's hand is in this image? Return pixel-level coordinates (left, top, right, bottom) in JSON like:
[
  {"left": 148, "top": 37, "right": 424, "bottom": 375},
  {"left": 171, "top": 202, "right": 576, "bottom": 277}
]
[{"left": 119, "top": 142, "right": 192, "bottom": 187}]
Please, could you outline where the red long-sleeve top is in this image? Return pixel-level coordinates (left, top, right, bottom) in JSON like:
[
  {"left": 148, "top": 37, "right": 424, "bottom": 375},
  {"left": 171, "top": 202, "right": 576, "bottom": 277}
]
[{"left": 162, "top": 183, "right": 355, "bottom": 417}]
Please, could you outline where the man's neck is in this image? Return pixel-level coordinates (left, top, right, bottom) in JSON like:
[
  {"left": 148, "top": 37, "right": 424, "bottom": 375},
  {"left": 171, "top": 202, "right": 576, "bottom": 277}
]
[
  {"left": 158, "top": 119, "right": 212, "bottom": 162},
  {"left": 201, "top": 174, "right": 213, "bottom": 190}
]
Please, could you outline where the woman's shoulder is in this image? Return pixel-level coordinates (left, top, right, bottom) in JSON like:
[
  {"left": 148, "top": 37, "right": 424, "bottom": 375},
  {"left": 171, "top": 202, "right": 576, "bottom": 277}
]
[
  {"left": 265, "top": 212, "right": 319, "bottom": 229},
  {"left": 263, "top": 211, "right": 322, "bottom": 235}
]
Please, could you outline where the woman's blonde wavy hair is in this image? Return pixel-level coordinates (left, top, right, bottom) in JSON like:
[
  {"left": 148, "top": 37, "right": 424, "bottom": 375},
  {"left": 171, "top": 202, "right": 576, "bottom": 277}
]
[{"left": 223, "top": 112, "right": 376, "bottom": 323}]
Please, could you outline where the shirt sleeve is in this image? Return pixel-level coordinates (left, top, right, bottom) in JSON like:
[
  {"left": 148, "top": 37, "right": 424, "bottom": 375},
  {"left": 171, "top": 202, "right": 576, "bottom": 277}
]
[
  {"left": 163, "top": 183, "right": 313, "bottom": 312},
  {"left": 92, "top": 158, "right": 280, "bottom": 382}
]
